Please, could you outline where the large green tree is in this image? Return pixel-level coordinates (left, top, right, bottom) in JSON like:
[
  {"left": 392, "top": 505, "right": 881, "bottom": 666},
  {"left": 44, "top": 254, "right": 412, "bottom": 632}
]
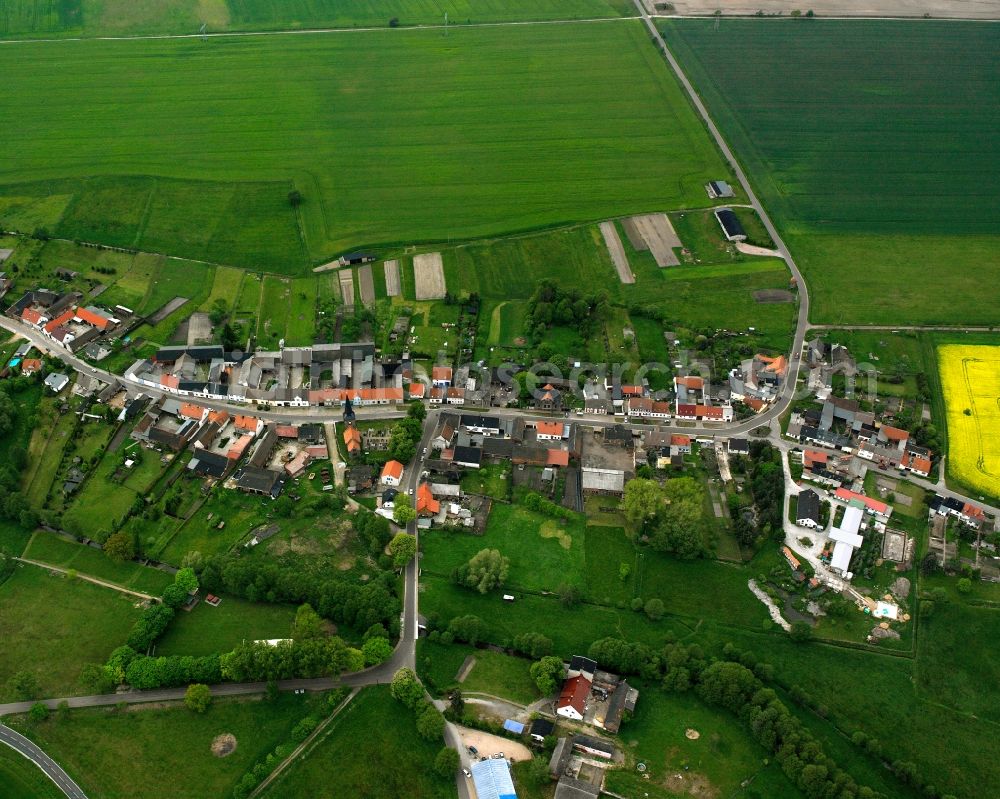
[
  {"left": 452, "top": 548, "right": 510, "bottom": 594},
  {"left": 529, "top": 656, "right": 565, "bottom": 695},
  {"left": 389, "top": 532, "right": 417, "bottom": 567}
]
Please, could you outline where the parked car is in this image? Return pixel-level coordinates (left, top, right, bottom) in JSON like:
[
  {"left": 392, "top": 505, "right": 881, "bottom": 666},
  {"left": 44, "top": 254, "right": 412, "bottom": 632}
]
[
  {"left": 492, "top": 752, "right": 505, "bottom": 760},
  {"left": 462, "top": 769, "right": 472, "bottom": 778},
  {"left": 468, "top": 746, "right": 478, "bottom": 756}
]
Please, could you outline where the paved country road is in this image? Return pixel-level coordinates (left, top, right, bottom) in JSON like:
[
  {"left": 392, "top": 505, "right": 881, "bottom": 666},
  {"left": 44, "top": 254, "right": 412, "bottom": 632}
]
[{"left": 0, "top": 724, "right": 88, "bottom": 799}]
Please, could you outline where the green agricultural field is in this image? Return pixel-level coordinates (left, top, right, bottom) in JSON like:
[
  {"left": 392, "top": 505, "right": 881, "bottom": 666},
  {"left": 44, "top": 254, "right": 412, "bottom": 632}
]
[
  {"left": 10, "top": 694, "right": 323, "bottom": 799},
  {"left": 262, "top": 686, "right": 455, "bottom": 799},
  {"left": 0, "top": 745, "right": 62, "bottom": 799},
  {"left": 1, "top": 21, "right": 732, "bottom": 269},
  {"left": 0, "top": 563, "right": 142, "bottom": 700},
  {"left": 156, "top": 596, "right": 297, "bottom": 657},
  {"left": 663, "top": 19, "right": 1000, "bottom": 325},
  {"left": 285, "top": 276, "right": 318, "bottom": 345},
  {"left": 257, "top": 275, "right": 293, "bottom": 348},
  {"left": 0, "top": 0, "right": 632, "bottom": 39}
]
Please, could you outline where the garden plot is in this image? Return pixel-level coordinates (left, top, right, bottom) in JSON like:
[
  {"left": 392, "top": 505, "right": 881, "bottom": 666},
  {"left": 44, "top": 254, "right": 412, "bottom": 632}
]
[
  {"left": 357, "top": 263, "right": 375, "bottom": 307},
  {"left": 338, "top": 269, "right": 356, "bottom": 307},
  {"left": 600, "top": 221, "right": 634, "bottom": 284},
  {"left": 628, "top": 213, "right": 681, "bottom": 266},
  {"left": 383, "top": 260, "right": 401, "bottom": 297},
  {"left": 413, "top": 252, "right": 446, "bottom": 300}
]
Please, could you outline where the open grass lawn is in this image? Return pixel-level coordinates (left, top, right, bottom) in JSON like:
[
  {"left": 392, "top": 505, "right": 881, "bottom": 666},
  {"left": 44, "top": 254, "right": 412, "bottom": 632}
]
[
  {"left": 262, "top": 686, "right": 455, "bottom": 799},
  {"left": 257, "top": 275, "right": 293, "bottom": 348},
  {"left": 605, "top": 688, "right": 801, "bottom": 799},
  {"left": 156, "top": 595, "right": 297, "bottom": 657},
  {"left": 420, "top": 502, "right": 587, "bottom": 594},
  {"left": 13, "top": 693, "right": 322, "bottom": 799},
  {"left": 61, "top": 449, "right": 153, "bottom": 538},
  {"left": 0, "top": 563, "right": 142, "bottom": 701},
  {"left": 199, "top": 263, "right": 245, "bottom": 313},
  {"left": 22, "top": 532, "right": 174, "bottom": 595},
  {"left": 664, "top": 19, "right": 1000, "bottom": 325},
  {"left": 460, "top": 649, "right": 539, "bottom": 706},
  {"left": 1, "top": 21, "right": 731, "bottom": 269},
  {"left": 285, "top": 276, "right": 318, "bottom": 345},
  {"left": 416, "top": 638, "right": 474, "bottom": 695},
  {"left": 0, "top": 745, "right": 63, "bottom": 799},
  {"left": 459, "top": 463, "right": 510, "bottom": 501},
  {"left": 583, "top": 525, "right": 638, "bottom": 605}
]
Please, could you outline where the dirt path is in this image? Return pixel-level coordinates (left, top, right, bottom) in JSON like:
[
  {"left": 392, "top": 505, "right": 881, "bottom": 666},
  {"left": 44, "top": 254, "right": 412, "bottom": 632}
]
[
  {"left": 357, "top": 263, "right": 375, "bottom": 307},
  {"left": 629, "top": 213, "right": 680, "bottom": 267},
  {"left": 383, "top": 260, "right": 401, "bottom": 296},
  {"left": 599, "top": 222, "right": 634, "bottom": 284},
  {"left": 736, "top": 241, "right": 781, "bottom": 258},
  {"left": 413, "top": 253, "right": 446, "bottom": 300},
  {"left": 16, "top": 558, "right": 158, "bottom": 601}
]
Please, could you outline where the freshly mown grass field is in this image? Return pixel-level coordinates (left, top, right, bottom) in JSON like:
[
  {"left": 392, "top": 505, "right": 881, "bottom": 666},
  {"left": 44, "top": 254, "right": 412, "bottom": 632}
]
[
  {"left": 262, "top": 686, "right": 455, "bottom": 799},
  {"left": 0, "top": 0, "right": 632, "bottom": 38},
  {"left": 0, "top": 563, "right": 142, "bottom": 701},
  {"left": 0, "top": 20, "right": 732, "bottom": 270},
  {"left": 663, "top": 19, "right": 1000, "bottom": 325},
  {"left": 937, "top": 344, "right": 1000, "bottom": 501},
  {"left": 11, "top": 694, "right": 322, "bottom": 799}
]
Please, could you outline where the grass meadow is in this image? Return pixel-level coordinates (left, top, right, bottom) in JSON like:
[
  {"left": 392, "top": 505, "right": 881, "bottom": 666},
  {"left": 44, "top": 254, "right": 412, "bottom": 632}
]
[
  {"left": 11, "top": 694, "right": 322, "bottom": 799},
  {"left": 0, "top": 563, "right": 142, "bottom": 700},
  {"left": 0, "top": 20, "right": 732, "bottom": 269},
  {"left": 262, "top": 686, "right": 455, "bottom": 799},
  {"left": 155, "top": 596, "right": 297, "bottom": 657},
  {"left": 663, "top": 19, "right": 1000, "bottom": 325}
]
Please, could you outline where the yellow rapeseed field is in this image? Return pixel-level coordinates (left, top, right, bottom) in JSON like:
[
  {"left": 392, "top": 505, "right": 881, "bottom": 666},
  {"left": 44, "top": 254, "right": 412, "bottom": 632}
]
[{"left": 938, "top": 344, "right": 1000, "bottom": 498}]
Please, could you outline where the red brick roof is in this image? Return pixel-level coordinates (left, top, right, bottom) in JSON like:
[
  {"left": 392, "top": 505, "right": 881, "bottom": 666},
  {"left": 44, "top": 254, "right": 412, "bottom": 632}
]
[
  {"left": 21, "top": 308, "right": 44, "bottom": 325},
  {"left": 76, "top": 307, "right": 111, "bottom": 330},
  {"left": 671, "top": 434, "right": 691, "bottom": 447},
  {"left": 276, "top": 425, "right": 299, "bottom": 438},
  {"left": 535, "top": 421, "right": 564, "bottom": 437},
  {"left": 44, "top": 309, "right": 75, "bottom": 333},
  {"left": 416, "top": 482, "right": 440, "bottom": 516},
  {"left": 234, "top": 415, "right": 260, "bottom": 433},
  {"left": 546, "top": 449, "right": 570, "bottom": 467},
  {"left": 178, "top": 403, "right": 206, "bottom": 420},
  {"left": 557, "top": 675, "right": 590, "bottom": 716},
  {"left": 881, "top": 425, "right": 909, "bottom": 441},
  {"left": 381, "top": 460, "right": 404, "bottom": 480},
  {"left": 675, "top": 376, "right": 704, "bottom": 390},
  {"left": 20, "top": 358, "right": 42, "bottom": 374},
  {"left": 835, "top": 488, "right": 889, "bottom": 515},
  {"left": 344, "top": 427, "right": 361, "bottom": 453}
]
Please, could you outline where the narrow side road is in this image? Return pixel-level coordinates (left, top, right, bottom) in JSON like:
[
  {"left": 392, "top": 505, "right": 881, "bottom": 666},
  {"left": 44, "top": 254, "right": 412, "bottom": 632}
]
[{"left": 0, "top": 723, "right": 88, "bottom": 799}]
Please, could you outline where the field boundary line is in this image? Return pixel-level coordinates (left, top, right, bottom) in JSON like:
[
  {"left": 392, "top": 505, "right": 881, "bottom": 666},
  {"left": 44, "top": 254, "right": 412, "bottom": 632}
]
[{"left": 248, "top": 687, "right": 360, "bottom": 798}]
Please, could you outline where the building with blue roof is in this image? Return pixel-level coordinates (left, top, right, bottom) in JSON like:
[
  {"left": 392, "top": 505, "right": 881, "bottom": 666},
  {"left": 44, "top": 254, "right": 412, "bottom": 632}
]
[{"left": 471, "top": 758, "right": 517, "bottom": 799}]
